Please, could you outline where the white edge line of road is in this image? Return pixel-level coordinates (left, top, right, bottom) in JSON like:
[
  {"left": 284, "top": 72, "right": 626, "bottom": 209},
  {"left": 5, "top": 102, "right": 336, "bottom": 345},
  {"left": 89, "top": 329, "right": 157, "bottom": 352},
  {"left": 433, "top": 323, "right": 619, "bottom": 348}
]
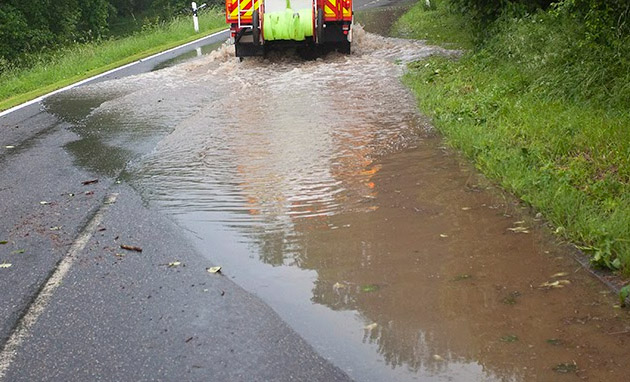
[
  {"left": 0, "top": 194, "right": 118, "bottom": 381},
  {"left": 0, "top": 29, "right": 229, "bottom": 119}
]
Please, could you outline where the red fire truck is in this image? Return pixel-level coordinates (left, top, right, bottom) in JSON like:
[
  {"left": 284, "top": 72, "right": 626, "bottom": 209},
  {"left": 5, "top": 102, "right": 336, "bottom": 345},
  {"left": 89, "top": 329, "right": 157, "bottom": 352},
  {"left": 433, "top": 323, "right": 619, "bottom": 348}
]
[{"left": 225, "top": 0, "right": 352, "bottom": 57}]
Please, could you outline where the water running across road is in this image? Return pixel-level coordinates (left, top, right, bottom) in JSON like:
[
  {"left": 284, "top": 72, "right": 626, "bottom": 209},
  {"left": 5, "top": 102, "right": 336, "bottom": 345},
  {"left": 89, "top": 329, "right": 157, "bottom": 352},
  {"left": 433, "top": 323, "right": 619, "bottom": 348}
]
[{"left": 45, "top": 22, "right": 630, "bottom": 382}]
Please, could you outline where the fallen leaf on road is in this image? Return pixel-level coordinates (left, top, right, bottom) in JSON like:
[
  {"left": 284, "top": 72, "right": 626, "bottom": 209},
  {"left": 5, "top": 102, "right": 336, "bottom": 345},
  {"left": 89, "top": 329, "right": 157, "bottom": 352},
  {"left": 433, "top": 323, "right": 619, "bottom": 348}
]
[
  {"left": 5, "top": 146, "right": 15, "bottom": 149},
  {"left": 0, "top": 263, "right": 12, "bottom": 268},
  {"left": 551, "top": 272, "right": 568, "bottom": 278},
  {"left": 168, "top": 261, "right": 182, "bottom": 268},
  {"left": 120, "top": 244, "right": 142, "bottom": 252},
  {"left": 461, "top": 207, "right": 471, "bottom": 210},
  {"left": 507, "top": 226, "right": 530, "bottom": 233},
  {"left": 114, "top": 253, "right": 126, "bottom": 258},
  {"left": 206, "top": 266, "right": 221, "bottom": 274},
  {"left": 439, "top": 233, "right": 449, "bottom": 238},
  {"left": 50, "top": 226, "right": 62, "bottom": 231},
  {"left": 39, "top": 201, "right": 50, "bottom": 205},
  {"left": 11, "top": 249, "right": 25, "bottom": 254},
  {"left": 185, "top": 336, "right": 194, "bottom": 343},
  {"left": 82, "top": 179, "right": 99, "bottom": 185},
  {"left": 84, "top": 191, "right": 94, "bottom": 195},
  {"left": 433, "top": 354, "right": 444, "bottom": 362},
  {"left": 0, "top": 241, "right": 7, "bottom": 245}
]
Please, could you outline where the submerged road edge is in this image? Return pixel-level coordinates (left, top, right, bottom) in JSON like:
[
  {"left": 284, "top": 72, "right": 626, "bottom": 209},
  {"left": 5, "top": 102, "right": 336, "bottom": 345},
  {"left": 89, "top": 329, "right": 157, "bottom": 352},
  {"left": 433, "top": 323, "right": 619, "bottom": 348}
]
[{"left": 0, "top": 29, "right": 229, "bottom": 119}]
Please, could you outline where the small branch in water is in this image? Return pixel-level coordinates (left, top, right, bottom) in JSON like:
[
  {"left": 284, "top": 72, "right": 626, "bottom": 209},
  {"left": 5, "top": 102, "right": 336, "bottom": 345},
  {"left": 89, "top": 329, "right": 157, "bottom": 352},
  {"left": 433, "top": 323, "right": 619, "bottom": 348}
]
[{"left": 607, "top": 329, "right": 630, "bottom": 335}]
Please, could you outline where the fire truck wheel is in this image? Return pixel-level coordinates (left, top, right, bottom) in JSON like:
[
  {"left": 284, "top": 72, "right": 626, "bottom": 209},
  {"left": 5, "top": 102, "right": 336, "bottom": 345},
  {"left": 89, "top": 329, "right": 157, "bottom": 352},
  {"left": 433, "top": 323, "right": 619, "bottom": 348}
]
[
  {"left": 253, "top": 10, "right": 260, "bottom": 45},
  {"left": 316, "top": 8, "right": 324, "bottom": 44}
]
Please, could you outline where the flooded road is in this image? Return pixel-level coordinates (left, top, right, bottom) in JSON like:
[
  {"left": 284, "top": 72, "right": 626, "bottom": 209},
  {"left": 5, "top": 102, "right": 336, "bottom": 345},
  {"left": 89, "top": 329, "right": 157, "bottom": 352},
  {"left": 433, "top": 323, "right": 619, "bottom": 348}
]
[{"left": 44, "top": 12, "right": 630, "bottom": 382}]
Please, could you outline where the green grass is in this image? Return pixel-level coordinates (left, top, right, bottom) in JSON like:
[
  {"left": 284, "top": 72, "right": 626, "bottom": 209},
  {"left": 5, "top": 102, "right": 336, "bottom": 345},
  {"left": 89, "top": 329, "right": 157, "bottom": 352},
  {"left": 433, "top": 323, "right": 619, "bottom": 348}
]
[
  {"left": 395, "top": 1, "right": 630, "bottom": 273},
  {"left": 391, "top": 0, "right": 474, "bottom": 50},
  {"left": 0, "top": 10, "right": 226, "bottom": 112}
]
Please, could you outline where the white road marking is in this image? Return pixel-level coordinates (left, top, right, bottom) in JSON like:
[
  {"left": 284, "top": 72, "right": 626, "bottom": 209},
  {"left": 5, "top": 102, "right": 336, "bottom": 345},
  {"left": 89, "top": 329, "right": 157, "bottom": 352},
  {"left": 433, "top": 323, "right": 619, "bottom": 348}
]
[
  {"left": 0, "top": 193, "right": 118, "bottom": 380},
  {"left": 0, "top": 29, "right": 228, "bottom": 118}
]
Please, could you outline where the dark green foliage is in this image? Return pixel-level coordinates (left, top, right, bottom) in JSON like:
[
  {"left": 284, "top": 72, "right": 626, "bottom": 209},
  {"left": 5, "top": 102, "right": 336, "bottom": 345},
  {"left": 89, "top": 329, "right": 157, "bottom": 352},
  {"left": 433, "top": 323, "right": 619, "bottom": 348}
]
[
  {"left": 450, "top": 0, "right": 630, "bottom": 44},
  {"left": 448, "top": 0, "right": 554, "bottom": 23},
  {"left": 0, "top": 0, "right": 112, "bottom": 66},
  {"left": 0, "top": 0, "right": 218, "bottom": 68}
]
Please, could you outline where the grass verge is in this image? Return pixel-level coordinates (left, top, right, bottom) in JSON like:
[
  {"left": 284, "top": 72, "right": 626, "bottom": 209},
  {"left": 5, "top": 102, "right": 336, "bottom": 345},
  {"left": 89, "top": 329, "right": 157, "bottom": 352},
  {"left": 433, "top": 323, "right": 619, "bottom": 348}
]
[
  {"left": 0, "top": 11, "right": 226, "bottom": 112},
  {"left": 395, "top": 0, "right": 630, "bottom": 273}
]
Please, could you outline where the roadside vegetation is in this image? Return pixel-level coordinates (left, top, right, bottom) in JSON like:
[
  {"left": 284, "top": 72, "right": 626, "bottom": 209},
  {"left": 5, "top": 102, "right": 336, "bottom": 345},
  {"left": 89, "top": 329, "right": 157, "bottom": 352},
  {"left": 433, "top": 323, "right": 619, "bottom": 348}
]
[
  {"left": 394, "top": 0, "right": 630, "bottom": 278},
  {"left": 0, "top": 1, "right": 225, "bottom": 111}
]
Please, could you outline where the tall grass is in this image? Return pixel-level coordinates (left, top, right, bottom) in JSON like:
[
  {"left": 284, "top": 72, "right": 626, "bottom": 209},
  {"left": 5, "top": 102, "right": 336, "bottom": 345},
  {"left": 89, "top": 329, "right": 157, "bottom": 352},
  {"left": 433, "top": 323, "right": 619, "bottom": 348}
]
[
  {"left": 396, "top": 1, "right": 630, "bottom": 273},
  {"left": 0, "top": 10, "right": 226, "bottom": 111}
]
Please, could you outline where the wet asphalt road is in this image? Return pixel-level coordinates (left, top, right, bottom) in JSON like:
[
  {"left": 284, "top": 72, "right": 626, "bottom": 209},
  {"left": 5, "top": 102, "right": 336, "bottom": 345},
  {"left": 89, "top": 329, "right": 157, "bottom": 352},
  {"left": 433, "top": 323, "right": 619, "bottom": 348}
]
[{"left": 0, "top": 26, "right": 356, "bottom": 382}]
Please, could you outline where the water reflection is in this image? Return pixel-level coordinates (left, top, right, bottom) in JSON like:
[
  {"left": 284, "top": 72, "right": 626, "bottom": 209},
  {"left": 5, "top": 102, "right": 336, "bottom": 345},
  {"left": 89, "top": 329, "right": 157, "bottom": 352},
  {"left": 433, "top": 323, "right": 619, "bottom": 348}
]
[{"left": 46, "top": 26, "right": 630, "bottom": 382}]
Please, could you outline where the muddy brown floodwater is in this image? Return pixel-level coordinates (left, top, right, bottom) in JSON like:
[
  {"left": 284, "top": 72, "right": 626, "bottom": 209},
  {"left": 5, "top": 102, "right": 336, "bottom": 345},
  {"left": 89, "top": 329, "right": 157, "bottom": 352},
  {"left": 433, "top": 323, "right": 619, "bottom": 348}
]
[{"left": 46, "top": 18, "right": 630, "bottom": 382}]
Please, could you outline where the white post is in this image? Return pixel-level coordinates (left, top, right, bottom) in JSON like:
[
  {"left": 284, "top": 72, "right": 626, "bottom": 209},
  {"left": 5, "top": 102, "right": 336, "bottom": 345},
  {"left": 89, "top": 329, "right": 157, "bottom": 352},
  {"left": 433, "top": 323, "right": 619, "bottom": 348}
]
[{"left": 192, "top": 2, "right": 199, "bottom": 33}]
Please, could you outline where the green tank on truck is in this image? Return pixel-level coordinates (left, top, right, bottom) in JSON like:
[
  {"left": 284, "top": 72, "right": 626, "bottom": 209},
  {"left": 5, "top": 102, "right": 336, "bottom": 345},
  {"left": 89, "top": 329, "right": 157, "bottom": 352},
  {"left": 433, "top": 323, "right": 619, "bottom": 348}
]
[{"left": 225, "top": 0, "right": 353, "bottom": 57}]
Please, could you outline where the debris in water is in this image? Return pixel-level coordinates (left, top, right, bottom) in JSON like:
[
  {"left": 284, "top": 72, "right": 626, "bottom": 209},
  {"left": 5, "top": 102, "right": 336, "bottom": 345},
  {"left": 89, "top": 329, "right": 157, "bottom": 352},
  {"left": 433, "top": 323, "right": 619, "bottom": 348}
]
[
  {"left": 452, "top": 274, "right": 472, "bottom": 281},
  {"left": 546, "top": 338, "right": 563, "bottom": 346},
  {"left": 206, "top": 266, "right": 222, "bottom": 274},
  {"left": 620, "top": 285, "right": 630, "bottom": 307},
  {"left": 361, "top": 284, "right": 380, "bottom": 293},
  {"left": 539, "top": 280, "right": 571, "bottom": 289},
  {"left": 502, "top": 291, "right": 521, "bottom": 304},
  {"left": 333, "top": 282, "right": 346, "bottom": 290},
  {"left": 501, "top": 334, "right": 519, "bottom": 343},
  {"left": 120, "top": 244, "right": 143, "bottom": 252},
  {"left": 507, "top": 226, "right": 529, "bottom": 233},
  {"left": 364, "top": 323, "right": 378, "bottom": 330},
  {"left": 82, "top": 179, "right": 99, "bottom": 185},
  {"left": 0, "top": 263, "right": 12, "bottom": 268},
  {"left": 552, "top": 362, "right": 577, "bottom": 373}
]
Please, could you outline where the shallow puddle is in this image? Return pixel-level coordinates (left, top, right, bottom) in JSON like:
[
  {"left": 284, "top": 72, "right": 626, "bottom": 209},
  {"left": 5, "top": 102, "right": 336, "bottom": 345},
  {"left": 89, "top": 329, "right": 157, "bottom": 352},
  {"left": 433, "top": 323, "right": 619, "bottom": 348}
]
[{"left": 46, "top": 18, "right": 630, "bottom": 382}]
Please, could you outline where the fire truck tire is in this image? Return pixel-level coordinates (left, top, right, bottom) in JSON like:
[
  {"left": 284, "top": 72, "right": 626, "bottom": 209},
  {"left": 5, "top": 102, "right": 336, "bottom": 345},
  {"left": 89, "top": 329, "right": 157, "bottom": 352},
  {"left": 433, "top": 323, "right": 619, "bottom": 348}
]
[
  {"left": 253, "top": 10, "right": 260, "bottom": 45},
  {"left": 316, "top": 8, "right": 324, "bottom": 43}
]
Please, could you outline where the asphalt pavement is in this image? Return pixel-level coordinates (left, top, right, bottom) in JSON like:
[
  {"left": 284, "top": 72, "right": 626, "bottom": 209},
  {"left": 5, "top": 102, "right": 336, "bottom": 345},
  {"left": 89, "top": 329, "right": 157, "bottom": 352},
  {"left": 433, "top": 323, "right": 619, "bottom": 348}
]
[{"left": 0, "top": 30, "right": 353, "bottom": 381}]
